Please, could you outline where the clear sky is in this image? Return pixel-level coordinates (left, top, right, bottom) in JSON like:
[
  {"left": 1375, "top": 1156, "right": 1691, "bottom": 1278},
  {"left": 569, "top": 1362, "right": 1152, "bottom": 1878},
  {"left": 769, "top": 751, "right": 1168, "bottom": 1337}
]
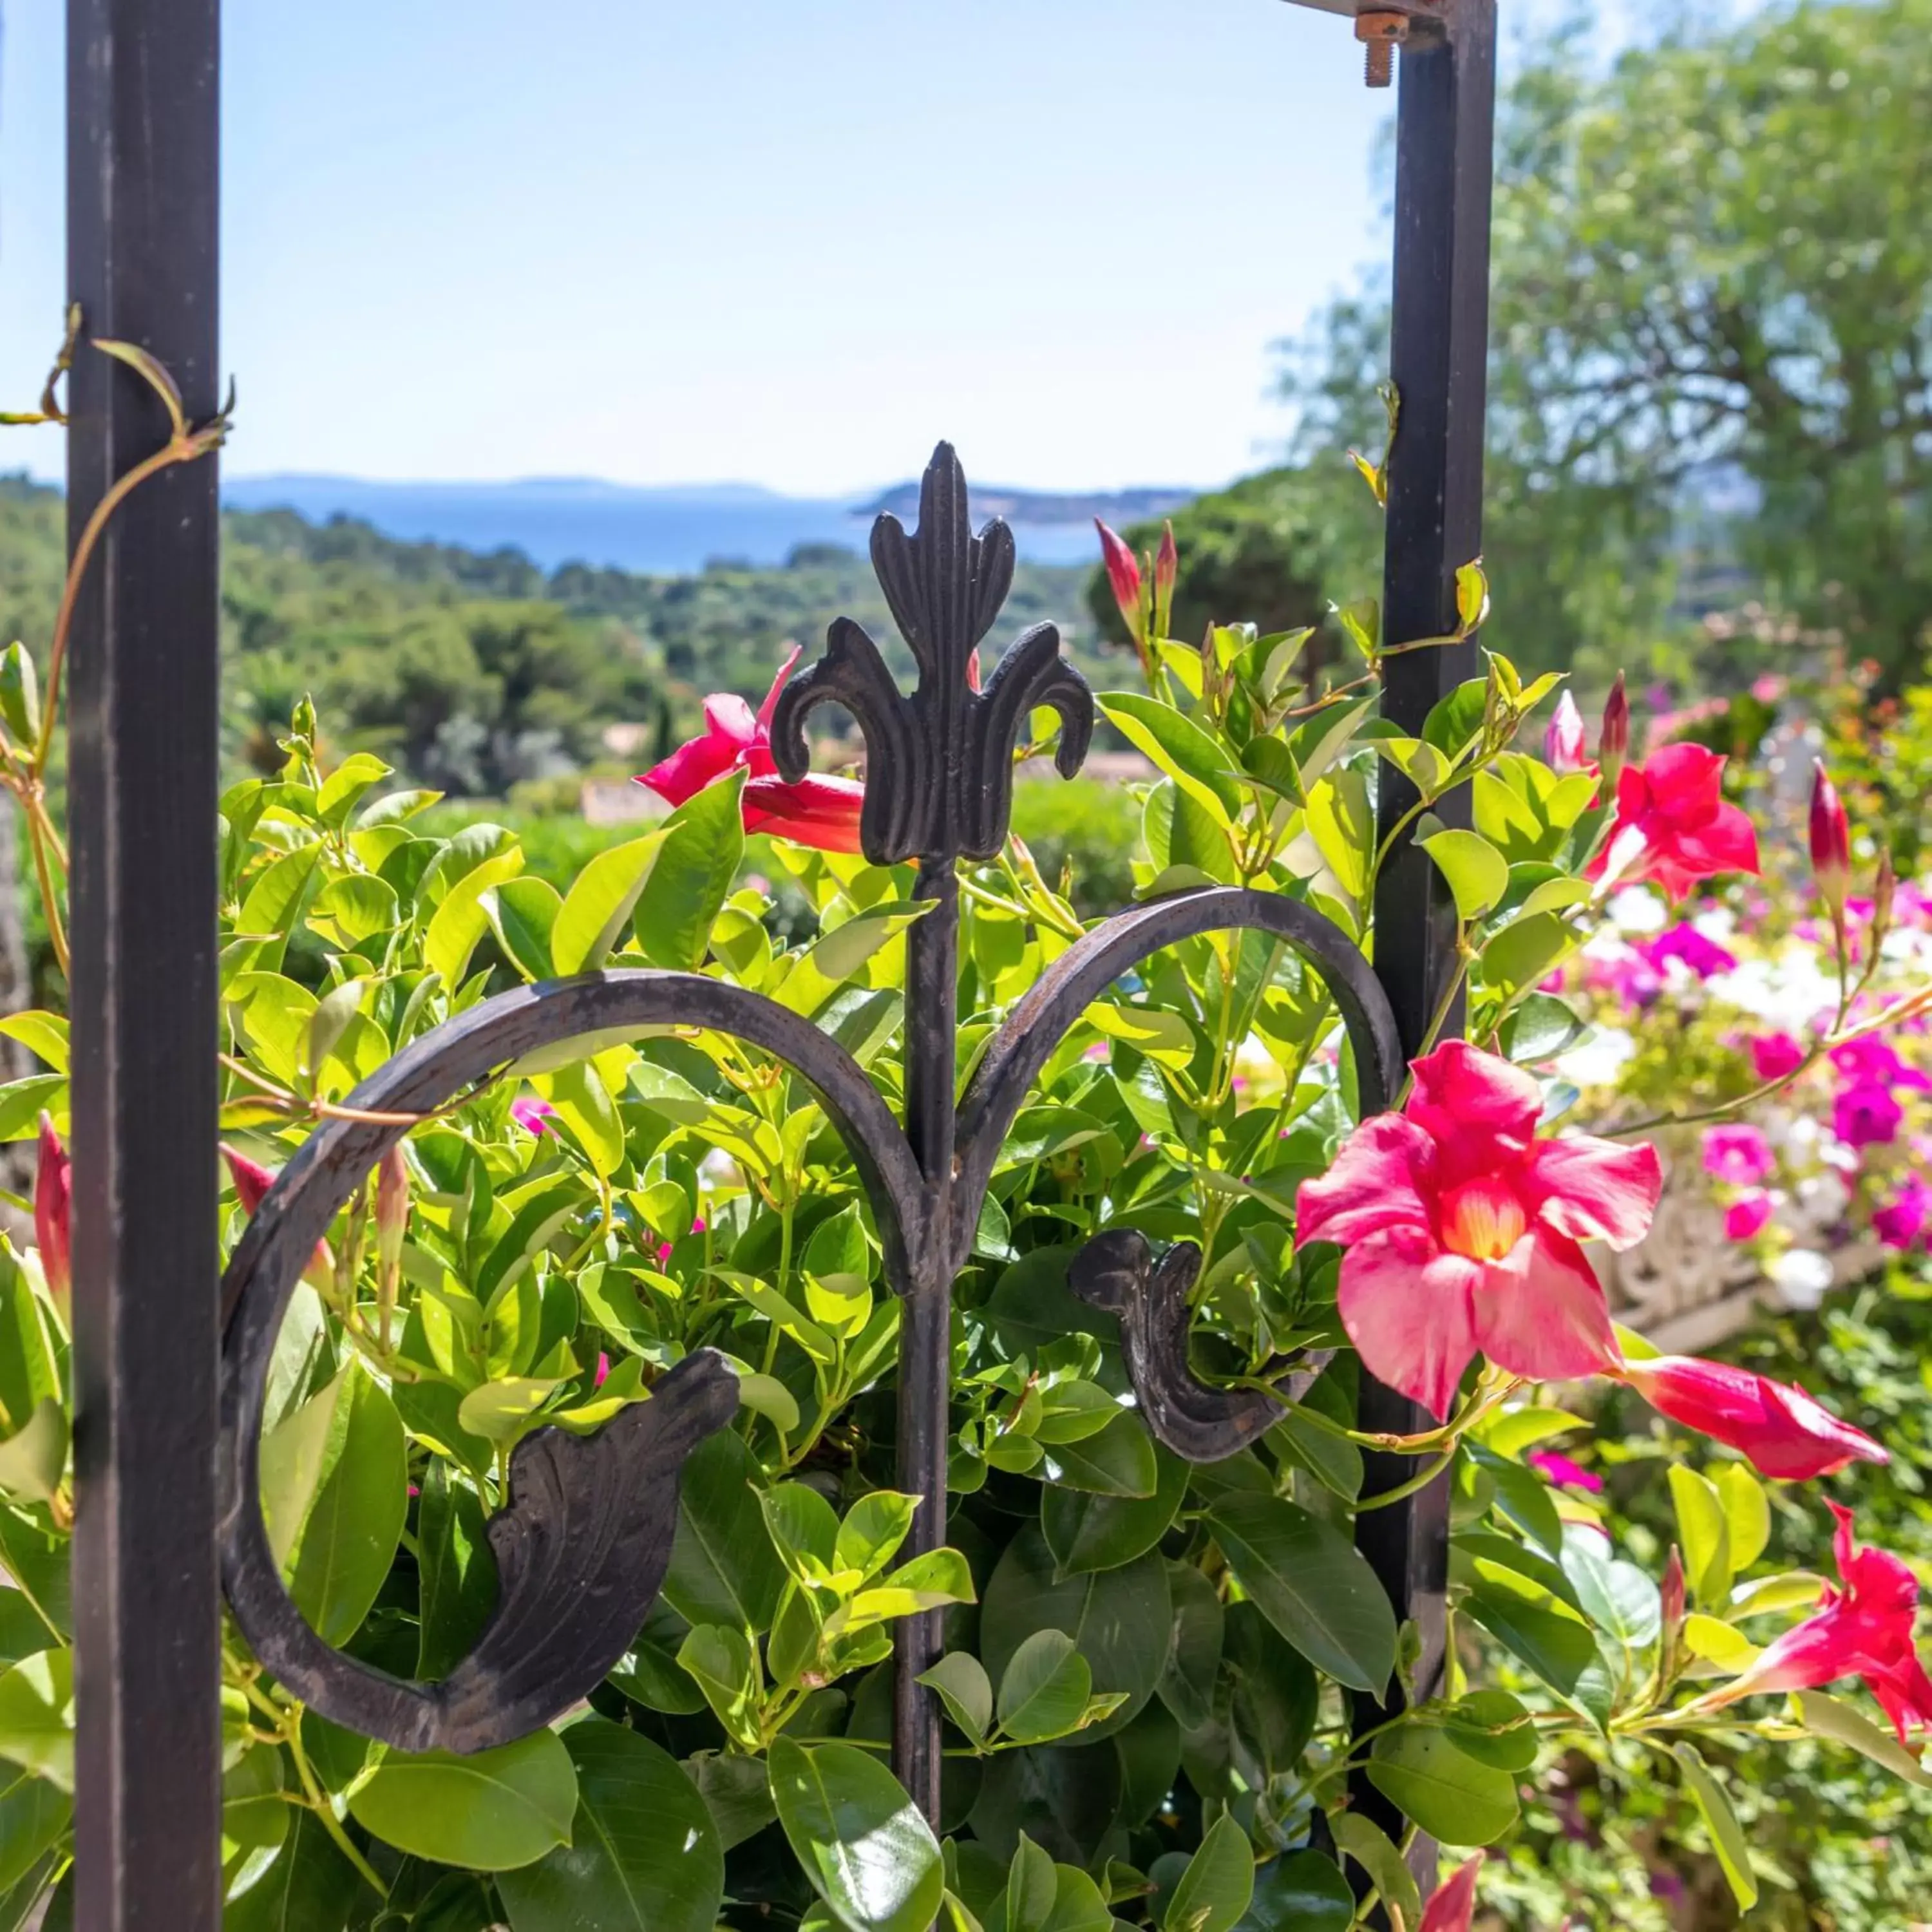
[{"left": 0, "top": 1, "right": 1641, "bottom": 497}]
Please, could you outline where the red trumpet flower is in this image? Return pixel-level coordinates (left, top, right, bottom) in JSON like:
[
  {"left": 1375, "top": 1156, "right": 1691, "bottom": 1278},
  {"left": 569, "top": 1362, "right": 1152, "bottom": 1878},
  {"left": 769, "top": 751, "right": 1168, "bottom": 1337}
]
[
  {"left": 1585, "top": 743, "right": 1759, "bottom": 901},
  {"left": 222, "top": 1143, "right": 334, "bottom": 1290},
  {"left": 1095, "top": 518, "right": 1146, "bottom": 645},
  {"left": 636, "top": 646, "right": 865, "bottom": 855},
  {"left": 1714, "top": 1504, "right": 1932, "bottom": 1745},
  {"left": 1418, "top": 1856, "right": 1483, "bottom": 1932},
  {"left": 1617, "top": 1353, "right": 1888, "bottom": 1481},
  {"left": 1809, "top": 760, "right": 1852, "bottom": 914}
]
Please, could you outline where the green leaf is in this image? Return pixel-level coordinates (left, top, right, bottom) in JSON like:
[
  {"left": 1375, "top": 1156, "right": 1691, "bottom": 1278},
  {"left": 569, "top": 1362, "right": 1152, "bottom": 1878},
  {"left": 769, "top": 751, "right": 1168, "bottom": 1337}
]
[
  {"left": 996, "top": 1631, "right": 1095, "bottom": 1747},
  {"left": 1671, "top": 1742, "right": 1758, "bottom": 1908},
  {"left": 1236, "top": 1852, "right": 1352, "bottom": 1932},
  {"left": 281, "top": 1364, "right": 407, "bottom": 1646},
  {"left": 634, "top": 770, "right": 746, "bottom": 970},
  {"left": 1438, "top": 1689, "right": 1539, "bottom": 1771},
  {"left": 1668, "top": 1464, "right": 1733, "bottom": 1608},
  {"left": 1303, "top": 771, "right": 1372, "bottom": 902},
  {"left": 678, "top": 1624, "right": 762, "bottom": 1749},
  {"left": 664, "top": 1429, "right": 787, "bottom": 1633},
  {"left": 768, "top": 1739, "right": 944, "bottom": 1932},
  {"left": 1163, "top": 1815, "right": 1253, "bottom": 1932},
  {"left": 918, "top": 1653, "right": 993, "bottom": 1745},
  {"left": 1461, "top": 1578, "right": 1597, "bottom": 1700},
  {"left": 1795, "top": 1688, "right": 1932, "bottom": 1788},
  {"left": 545, "top": 1055, "right": 626, "bottom": 1179},
  {"left": 1041, "top": 1445, "right": 1186, "bottom": 1575},
  {"left": 1713, "top": 1463, "right": 1770, "bottom": 1575},
  {"left": 348, "top": 1730, "right": 578, "bottom": 1872},
  {"left": 1421, "top": 829, "right": 1511, "bottom": 920},
  {"left": 0, "top": 1402, "right": 66, "bottom": 1507},
  {"left": 0, "top": 1651, "right": 71, "bottom": 1791},
  {"left": 455, "top": 1376, "right": 563, "bottom": 1444},
  {"left": 1005, "top": 1835, "right": 1057, "bottom": 1932},
  {"left": 1367, "top": 1723, "right": 1519, "bottom": 1846},
  {"left": 486, "top": 876, "right": 564, "bottom": 982},
  {"left": 1287, "top": 696, "right": 1376, "bottom": 791},
  {"left": 1422, "top": 678, "right": 1488, "bottom": 756},
  {"left": 0, "top": 1012, "right": 67, "bottom": 1077},
  {"left": 1206, "top": 1493, "right": 1394, "bottom": 1695},
  {"left": 552, "top": 830, "right": 671, "bottom": 974},
  {"left": 1477, "top": 911, "right": 1575, "bottom": 998},
  {"left": 426, "top": 849, "right": 524, "bottom": 987},
  {"left": 416, "top": 1462, "right": 498, "bottom": 1680},
  {"left": 835, "top": 1491, "right": 919, "bottom": 1583},
  {"left": 1097, "top": 694, "right": 1241, "bottom": 821},
  {"left": 1156, "top": 1560, "right": 1225, "bottom": 1732},
  {"left": 979, "top": 1530, "right": 1171, "bottom": 1738},
  {"left": 0, "top": 644, "right": 39, "bottom": 750},
  {"left": 306, "top": 873, "right": 399, "bottom": 951},
  {"left": 1330, "top": 1815, "right": 1419, "bottom": 1931},
  {"left": 1042, "top": 1410, "right": 1158, "bottom": 1497},
  {"left": 223, "top": 1806, "right": 365, "bottom": 1932},
  {"left": 0, "top": 1759, "right": 68, "bottom": 1896}
]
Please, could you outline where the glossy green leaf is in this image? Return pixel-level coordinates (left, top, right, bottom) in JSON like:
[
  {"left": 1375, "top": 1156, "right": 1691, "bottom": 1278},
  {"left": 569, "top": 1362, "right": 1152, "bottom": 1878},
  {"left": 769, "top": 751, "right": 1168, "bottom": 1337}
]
[
  {"left": 1367, "top": 1723, "right": 1519, "bottom": 1846},
  {"left": 1668, "top": 1464, "right": 1732, "bottom": 1607},
  {"left": 0, "top": 1401, "right": 66, "bottom": 1507},
  {"left": 1097, "top": 694, "right": 1241, "bottom": 821},
  {"left": 1421, "top": 828, "right": 1511, "bottom": 920},
  {"left": 1163, "top": 1815, "right": 1253, "bottom": 1932},
  {"left": 1041, "top": 1410, "right": 1158, "bottom": 1497},
  {"left": 416, "top": 1462, "right": 498, "bottom": 1680},
  {"left": 0, "top": 1651, "right": 71, "bottom": 1791},
  {"left": 768, "top": 1739, "right": 945, "bottom": 1932},
  {"left": 0, "top": 1759, "right": 68, "bottom": 1896},
  {"left": 1041, "top": 1445, "right": 1186, "bottom": 1575},
  {"left": 1236, "top": 1851, "right": 1352, "bottom": 1932},
  {"left": 348, "top": 1730, "right": 578, "bottom": 1873},
  {"left": 1330, "top": 1815, "right": 1419, "bottom": 1931},
  {"left": 1795, "top": 1689, "right": 1932, "bottom": 1788},
  {"left": 996, "top": 1631, "right": 1095, "bottom": 1746},
  {"left": 633, "top": 770, "right": 746, "bottom": 970},
  {"left": 664, "top": 1428, "right": 787, "bottom": 1633},
  {"left": 486, "top": 876, "right": 563, "bottom": 982},
  {"left": 1207, "top": 1493, "right": 1394, "bottom": 1695},
  {"left": 1671, "top": 1743, "right": 1759, "bottom": 1908},
  {"left": 552, "top": 830, "right": 670, "bottom": 974},
  {"left": 918, "top": 1653, "right": 993, "bottom": 1745},
  {"left": 224, "top": 1807, "right": 366, "bottom": 1932}
]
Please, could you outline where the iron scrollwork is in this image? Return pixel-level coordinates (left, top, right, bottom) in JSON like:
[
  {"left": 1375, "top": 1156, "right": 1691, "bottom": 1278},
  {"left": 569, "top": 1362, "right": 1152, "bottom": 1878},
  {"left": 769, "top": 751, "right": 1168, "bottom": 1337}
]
[{"left": 216, "top": 443, "right": 1403, "bottom": 1806}]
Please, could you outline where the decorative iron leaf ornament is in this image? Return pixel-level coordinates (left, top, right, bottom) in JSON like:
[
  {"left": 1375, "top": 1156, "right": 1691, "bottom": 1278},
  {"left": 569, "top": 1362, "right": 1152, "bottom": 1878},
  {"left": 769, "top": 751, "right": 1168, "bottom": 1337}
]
[
  {"left": 1068, "top": 1228, "right": 1333, "bottom": 1464},
  {"left": 769, "top": 442, "right": 1094, "bottom": 864}
]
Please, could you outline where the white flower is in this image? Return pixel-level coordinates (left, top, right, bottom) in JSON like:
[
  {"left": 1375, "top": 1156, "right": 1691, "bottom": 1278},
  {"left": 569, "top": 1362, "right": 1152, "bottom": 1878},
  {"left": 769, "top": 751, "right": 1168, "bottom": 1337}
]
[
  {"left": 1796, "top": 1171, "right": 1851, "bottom": 1220},
  {"left": 1556, "top": 1026, "right": 1636, "bottom": 1091},
  {"left": 1767, "top": 1247, "right": 1833, "bottom": 1310},
  {"left": 1606, "top": 886, "right": 1668, "bottom": 934}
]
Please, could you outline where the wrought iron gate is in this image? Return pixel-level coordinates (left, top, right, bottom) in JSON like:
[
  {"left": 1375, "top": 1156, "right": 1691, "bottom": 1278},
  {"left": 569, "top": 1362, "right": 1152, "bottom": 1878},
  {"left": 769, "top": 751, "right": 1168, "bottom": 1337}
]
[{"left": 61, "top": 1, "right": 1495, "bottom": 1924}]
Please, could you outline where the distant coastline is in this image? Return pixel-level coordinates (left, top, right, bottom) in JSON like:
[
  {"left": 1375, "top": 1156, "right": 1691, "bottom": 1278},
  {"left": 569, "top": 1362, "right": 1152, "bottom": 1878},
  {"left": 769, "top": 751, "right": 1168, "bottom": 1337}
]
[{"left": 218, "top": 473, "right": 1200, "bottom": 576}]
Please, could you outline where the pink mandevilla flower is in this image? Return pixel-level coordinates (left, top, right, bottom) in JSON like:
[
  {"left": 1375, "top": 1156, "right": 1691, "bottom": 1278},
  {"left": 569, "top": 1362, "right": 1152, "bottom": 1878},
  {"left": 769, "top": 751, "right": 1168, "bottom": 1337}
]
[
  {"left": 1618, "top": 1355, "right": 1887, "bottom": 1481},
  {"left": 1751, "top": 1031, "right": 1808, "bottom": 1081},
  {"left": 1829, "top": 1037, "right": 1930, "bottom": 1093},
  {"left": 1094, "top": 519, "right": 1145, "bottom": 644},
  {"left": 1701, "top": 1122, "right": 1776, "bottom": 1188},
  {"left": 636, "top": 645, "right": 865, "bottom": 854},
  {"left": 1724, "top": 1190, "right": 1775, "bottom": 1242},
  {"left": 511, "top": 1095, "right": 556, "bottom": 1137},
  {"left": 1584, "top": 743, "right": 1759, "bottom": 900},
  {"left": 1294, "top": 1042, "right": 1661, "bottom": 1419},
  {"left": 1644, "top": 923, "right": 1738, "bottom": 980},
  {"left": 1714, "top": 1504, "right": 1932, "bottom": 1743},
  {"left": 1873, "top": 1174, "right": 1932, "bottom": 1251}
]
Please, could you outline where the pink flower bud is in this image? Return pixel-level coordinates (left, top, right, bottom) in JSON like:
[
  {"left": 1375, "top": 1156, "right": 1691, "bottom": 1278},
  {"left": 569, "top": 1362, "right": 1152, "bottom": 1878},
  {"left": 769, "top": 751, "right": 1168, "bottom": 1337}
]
[
  {"left": 1661, "top": 1543, "right": 1685, "bottom": 1631},
  {"left": 1418, "top": 1855, "right": 1484, "bottom": 1932},
  {"left": 1094, "top": 519, "right": 1145, "bottom": 645},
  {"left": 33, "top": 1113, "right": 70, "bottom": 1307},
  {"left": 1544, "top": 690, "right": 1589, "bottom": 773},
  {"left": 1810, "top": 760, "right": 1851, "bottom": 913},
  {"left": 1153, "top": 521, "right": 1178, "bottom": 640},
  {"left": 1598, "top": 672, "right": 1630, "bottom": 782},
  {"left": 375, "top": 1146, "right": 409, "bottom": 1272},
  {"left": 222, "top": 1142, "right": 334, "bottom": 1290},
  {"left": 1619, "top": 1353, "right": 1887, "bottom": 1479}
]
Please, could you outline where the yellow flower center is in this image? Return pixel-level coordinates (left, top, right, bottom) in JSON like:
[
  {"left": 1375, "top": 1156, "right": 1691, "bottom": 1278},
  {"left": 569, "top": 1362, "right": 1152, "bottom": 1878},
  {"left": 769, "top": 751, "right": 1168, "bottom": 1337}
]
[{"left": 1439, "top": 1175, "right": 1529, "bottom": 1263}]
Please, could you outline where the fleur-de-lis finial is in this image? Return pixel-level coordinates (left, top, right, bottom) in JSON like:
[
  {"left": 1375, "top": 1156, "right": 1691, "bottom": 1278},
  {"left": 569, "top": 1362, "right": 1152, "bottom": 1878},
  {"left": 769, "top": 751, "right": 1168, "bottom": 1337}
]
[{"left": 769, "top": 442, "right": 1095, "bottom": 866}]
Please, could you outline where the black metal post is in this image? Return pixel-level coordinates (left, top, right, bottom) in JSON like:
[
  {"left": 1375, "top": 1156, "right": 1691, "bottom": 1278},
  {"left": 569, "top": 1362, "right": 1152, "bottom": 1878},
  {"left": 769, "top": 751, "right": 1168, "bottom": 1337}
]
[
  {"left": 67, "top": 3, "right": 223, "bottom": 1927},
  {"left": 1356, "top": 0, "right": 1497, "bottom": 1884}
]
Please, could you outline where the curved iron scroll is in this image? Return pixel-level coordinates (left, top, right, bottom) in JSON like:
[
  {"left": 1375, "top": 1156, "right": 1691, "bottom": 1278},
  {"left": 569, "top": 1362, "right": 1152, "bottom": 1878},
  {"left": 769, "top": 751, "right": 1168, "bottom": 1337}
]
[{"left": 218, "top": 442, "right": 1405, "bottom": 1797}]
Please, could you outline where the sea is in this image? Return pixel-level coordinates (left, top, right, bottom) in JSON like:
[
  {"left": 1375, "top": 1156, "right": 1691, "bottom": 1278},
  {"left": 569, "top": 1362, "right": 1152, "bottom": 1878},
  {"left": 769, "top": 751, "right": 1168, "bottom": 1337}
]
[{"left": 220, "top": 475, "right": 1112, "bottom": 575}]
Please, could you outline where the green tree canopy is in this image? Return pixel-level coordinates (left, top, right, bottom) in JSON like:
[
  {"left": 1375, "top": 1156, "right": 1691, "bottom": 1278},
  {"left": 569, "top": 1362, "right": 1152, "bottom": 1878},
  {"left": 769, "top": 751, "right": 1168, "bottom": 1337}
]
[{"left": 1282, "top": 0, "right": 1932, "bottom": 687}]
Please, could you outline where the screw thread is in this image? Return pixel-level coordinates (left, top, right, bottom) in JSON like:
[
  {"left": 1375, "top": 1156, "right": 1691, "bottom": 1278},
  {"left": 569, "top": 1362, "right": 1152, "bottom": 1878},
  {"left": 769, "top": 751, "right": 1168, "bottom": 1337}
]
[{"left": 1365, "top": 39, "right": 1394, "bottom": 87}]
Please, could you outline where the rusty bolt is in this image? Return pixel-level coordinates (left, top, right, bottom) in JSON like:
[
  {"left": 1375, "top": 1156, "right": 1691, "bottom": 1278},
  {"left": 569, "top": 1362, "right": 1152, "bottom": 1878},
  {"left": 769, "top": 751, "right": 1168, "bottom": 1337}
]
[{"left": 1356, "top": 10, "right": 1408, "bottom": 88}]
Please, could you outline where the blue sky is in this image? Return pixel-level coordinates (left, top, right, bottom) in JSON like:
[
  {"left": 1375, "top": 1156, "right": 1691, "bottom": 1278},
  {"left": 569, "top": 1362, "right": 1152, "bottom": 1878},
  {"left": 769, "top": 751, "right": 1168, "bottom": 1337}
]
[{"left": 0, "top": 1, "right": 1651, "bottom": 495}]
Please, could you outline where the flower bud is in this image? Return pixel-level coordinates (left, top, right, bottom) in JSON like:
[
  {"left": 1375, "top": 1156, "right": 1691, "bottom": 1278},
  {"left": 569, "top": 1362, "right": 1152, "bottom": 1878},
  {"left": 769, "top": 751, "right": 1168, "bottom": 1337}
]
[
  {"left": 1809, "top": 760, "right": 1851, "bottom": 914},
  {"left": 375, "top": 1144, "right": 409, "bottom": 1348},
  {"left": 1153, "top": 521, "right": 1179, "bottom": 642},
  {"left": 1418, "top": 1855, "right": 1484, "bottom": 1932},
  {"left": 1661, "top": 1543, "right": 1685, "bottom": 1633},
  {"left": 223, "top": 1142, "right": 334, "bottom": 1291},
  {"left": 1544, "top": 690, "right": 1589, "bottom": 774},
  {"left": 1872, "top": 846, "right": 1897, "bottom": 947},
  {"left": 1094, "top": 518, "right": 1146, "bottom": 646},
  {"left": 1598, "top": 673, "right": 1630, "bottom": 784},
  {"left": 33, "top": 1113, "right": 70, "bottom": 1308}
]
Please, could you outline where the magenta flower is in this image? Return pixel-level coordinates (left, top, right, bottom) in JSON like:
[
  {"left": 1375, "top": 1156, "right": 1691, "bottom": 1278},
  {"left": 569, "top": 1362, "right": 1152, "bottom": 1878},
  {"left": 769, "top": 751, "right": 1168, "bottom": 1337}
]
[
  {"left": 1829, "top": 1037, "right": 1930, "bottom": 1093},
  {"left": 1544, "top": 691, "right": 1590, "bottom": 775},
  {"left": 1725, "top": 1190, "right": 1775, "bottom": 1242},
  {"left": 1835, "top": 1084, "right": 1904, "bottom": 1150},
  {"left": 1527, "top": 1448, "right": 1604, "bottom": 1493},
  {"left": 1294, "top": 1041, "right": 1660, "bottom": 1419},
  {"left": 1873, "top": 1175, "right": 1932, "bottom": 1251},
  {"left": 1702, "top": 1123, "right": 1776, "bottom": 1188},
  {"left": 1751, "top": 1032, "right": 1808, "bottom": 1081},
  {"left": 1644, "top": 924, "right": 1738, "bottom": 980},
  {"left": 512, "top": 1096, "right": 556, "bottom": 1137}
]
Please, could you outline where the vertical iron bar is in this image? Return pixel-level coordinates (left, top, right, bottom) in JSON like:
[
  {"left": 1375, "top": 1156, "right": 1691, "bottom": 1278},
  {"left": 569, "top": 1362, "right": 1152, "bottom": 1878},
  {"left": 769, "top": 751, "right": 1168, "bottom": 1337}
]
[
  {"left": 893, "top": 863, "right": 956, "bottom": 1823},
  {"left": 1355, "top": 0, "right": 1497, "bottom": 1891},
  {"left": 67, "top": 2, "right": 223, "bottom": 1926}
]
